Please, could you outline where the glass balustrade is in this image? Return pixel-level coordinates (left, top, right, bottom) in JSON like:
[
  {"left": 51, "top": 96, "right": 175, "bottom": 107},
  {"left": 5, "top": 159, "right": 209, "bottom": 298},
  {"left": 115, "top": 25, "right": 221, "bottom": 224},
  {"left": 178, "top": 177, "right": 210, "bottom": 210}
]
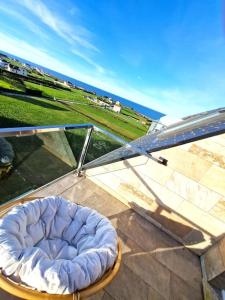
[
  {"left": 1, "top": 107, "right": 224, "bottom": 205},
  {"left": 0, "top": 131, "right": 75, "bottom": 203},
  {"left": 84, "top": 130, "right": 123, "bottom": 164},
  {"left": 0, "top": 124, "right": 125, "bottom": 204}
]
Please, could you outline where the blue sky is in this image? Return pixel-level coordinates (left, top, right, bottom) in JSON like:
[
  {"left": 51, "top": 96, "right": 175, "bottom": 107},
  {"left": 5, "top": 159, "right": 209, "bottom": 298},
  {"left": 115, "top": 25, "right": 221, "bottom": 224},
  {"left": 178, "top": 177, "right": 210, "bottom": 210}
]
[{"left": 0, "top": 0, "right": 224, "bottom": 117}]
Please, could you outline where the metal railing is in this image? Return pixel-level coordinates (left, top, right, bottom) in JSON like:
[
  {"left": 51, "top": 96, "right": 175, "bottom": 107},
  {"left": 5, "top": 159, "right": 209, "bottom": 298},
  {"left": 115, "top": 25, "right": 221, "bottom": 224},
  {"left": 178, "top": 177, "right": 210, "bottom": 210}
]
[
  {"left": 2, "top": 107, "right": 224, "bottom": 175},
  {"left": 1, "top": 107, "right": 223, "bottom": 202},
  {"left": 0, "top": 123, "right": 154, "bottom": 176}
]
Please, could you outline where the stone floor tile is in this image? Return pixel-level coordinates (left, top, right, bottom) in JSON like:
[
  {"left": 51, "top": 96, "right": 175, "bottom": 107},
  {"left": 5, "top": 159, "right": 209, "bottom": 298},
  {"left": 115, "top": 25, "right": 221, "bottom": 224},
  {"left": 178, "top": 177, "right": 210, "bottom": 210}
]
[
  {"left": 122, "top": 245, "right": 171, "bottom": 298},
  {"left": 166, "top": 171, "right": 220, "bottom": 212},
  {"left": 204, "top": 243, "right": 224, "bottom": 281},
  {"left": 210, "top": 198, "right": 225, "bottom": 223},
  {"left": 115, "top": 209, "right": 176, "bottom": 252},
  {"left": 0, "top": 289, "right": 22, "bottom": 300},
  {"left": 200, "top": 165, "right": 225, "bottom": 196},
  {"left": 150, "top": 208, "right": 194, "bottom": 239},
  {"left": 156, "top": 148, "right": 211, "bottom": 182},
  {"left": 188, "top": 142, "right": 225, "bottom": 169},
  {"left": 148, "top": 286, "right": 166, "bottom": 300},
  {"left": 88, "top": 290, "right": 105, "bottom": 300},
  {"left": 105, "top": 264, "right": 150, "bottom": 300},
  {"left": 170, "top": 273, "right": 203, "bottom": 300},
  {"left": 178, "top": 200, "right": 225, "bottom": 237},
  {"left": 102, "top": 292, "right": 116, "bottom": 300},
  {"left": 155, "top": 246, "right": 201, "bottom": 292}
]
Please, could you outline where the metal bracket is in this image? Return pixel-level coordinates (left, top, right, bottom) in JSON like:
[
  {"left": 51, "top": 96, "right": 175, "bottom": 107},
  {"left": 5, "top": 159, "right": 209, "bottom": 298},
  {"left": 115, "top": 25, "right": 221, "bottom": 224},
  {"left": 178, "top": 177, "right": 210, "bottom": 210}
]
[{"left": 76, "top": 127, "right": 93, "bottom": 176}]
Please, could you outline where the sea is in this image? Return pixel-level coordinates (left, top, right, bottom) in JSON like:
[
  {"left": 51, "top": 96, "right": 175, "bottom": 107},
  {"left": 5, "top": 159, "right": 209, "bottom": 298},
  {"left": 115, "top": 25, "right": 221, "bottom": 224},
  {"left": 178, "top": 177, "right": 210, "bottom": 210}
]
[{"left": 1, "top": 51, "right": 165, "bottom": 120}]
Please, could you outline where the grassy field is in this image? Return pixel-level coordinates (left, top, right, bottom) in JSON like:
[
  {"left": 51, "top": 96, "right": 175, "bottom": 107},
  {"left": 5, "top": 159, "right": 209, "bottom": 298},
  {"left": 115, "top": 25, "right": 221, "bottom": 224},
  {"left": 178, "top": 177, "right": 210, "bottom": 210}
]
[
  {"left": 0, "top": 92, "right": 147, "bottom": 139},
  {"left": 0, "top": 75, "right": 25, "bottom": 92},
  {"left": 0, "top": 61, "right": 151, "bottom": 161},
  {"left": 0, "top": 71, "right": 150, "bottom": 137},
  {"left": 24, "top": 81, "right": 91, "bottom": 101},
  {"left": 0, "top": 60, "right": 152, "bottom": 202}
]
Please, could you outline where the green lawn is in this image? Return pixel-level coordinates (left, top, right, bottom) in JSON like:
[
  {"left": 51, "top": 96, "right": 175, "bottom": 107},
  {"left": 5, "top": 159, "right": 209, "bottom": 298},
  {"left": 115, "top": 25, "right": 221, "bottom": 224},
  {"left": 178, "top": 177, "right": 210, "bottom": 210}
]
[
  {"left": 0, "top": 93, "right": 147, "bottom": 140},
  {"left": 0, "top": 79, "right": 14, "bottom": 90},
  {"left": 21, "top": 81, "right": 148, "bottom": 139},
  {"left": 0, "top": 94, "right": 89, "bottom": 127},
  {"left": 0, "top": 62, "right": 151, "bottom": 203},
  {"left": 0, "top": 75, "right": 25, "bottom": 92},
  {"left": 24, "top": 81, "right": 92, "bottom": 101},
  {"left": 0, "top": 71, "right": 149, "bottom": 141},
  {"left": 0, "top": 94, "right": 123, "bottom": 165}
]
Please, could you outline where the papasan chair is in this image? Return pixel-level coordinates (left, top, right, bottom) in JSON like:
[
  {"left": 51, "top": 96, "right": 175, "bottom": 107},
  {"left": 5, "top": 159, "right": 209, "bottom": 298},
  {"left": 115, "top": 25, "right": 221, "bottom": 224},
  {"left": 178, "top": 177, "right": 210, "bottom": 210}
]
[{"left": 0, "top": 196, "right": 121, "bottom": 300}]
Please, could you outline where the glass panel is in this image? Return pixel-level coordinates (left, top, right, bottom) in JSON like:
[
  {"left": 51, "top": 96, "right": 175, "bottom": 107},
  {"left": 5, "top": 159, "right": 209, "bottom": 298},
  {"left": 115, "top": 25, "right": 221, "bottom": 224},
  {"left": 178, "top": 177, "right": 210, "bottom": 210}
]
[
  {"left": 84, "top": 130, "right": 123, "bottom": 164},
  {"left": 65, "top": 128, "right": 87, "bottom": 166},
  {"left": 0, "top": 130, "right": 76, "bottom": 204}
]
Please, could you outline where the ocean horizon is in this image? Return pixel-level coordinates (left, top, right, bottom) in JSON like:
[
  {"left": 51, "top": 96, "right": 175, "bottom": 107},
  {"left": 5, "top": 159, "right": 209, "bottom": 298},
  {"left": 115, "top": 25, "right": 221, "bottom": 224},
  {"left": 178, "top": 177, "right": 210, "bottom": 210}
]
[{"left": 1, "top": 50, "right": 165, "bottom": 120}]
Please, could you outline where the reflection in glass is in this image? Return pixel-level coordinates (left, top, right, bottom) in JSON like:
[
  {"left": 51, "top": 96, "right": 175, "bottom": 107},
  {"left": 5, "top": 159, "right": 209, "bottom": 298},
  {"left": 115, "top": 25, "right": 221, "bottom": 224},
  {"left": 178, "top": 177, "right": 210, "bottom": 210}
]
[{"left": 0, "top": 131, "right": 76, "bottom": 203}]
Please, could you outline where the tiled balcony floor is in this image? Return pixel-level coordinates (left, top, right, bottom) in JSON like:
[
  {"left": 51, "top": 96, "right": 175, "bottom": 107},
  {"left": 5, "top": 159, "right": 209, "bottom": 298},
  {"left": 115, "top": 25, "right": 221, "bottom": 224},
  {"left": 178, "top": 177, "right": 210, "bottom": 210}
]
[{"left": 0, "top": 173, "right": 203, "bottom": 300}]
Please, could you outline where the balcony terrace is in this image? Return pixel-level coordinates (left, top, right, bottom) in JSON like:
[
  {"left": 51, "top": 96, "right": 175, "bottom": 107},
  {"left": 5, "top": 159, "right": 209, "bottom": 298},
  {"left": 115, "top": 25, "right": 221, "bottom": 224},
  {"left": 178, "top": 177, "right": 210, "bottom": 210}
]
[
  {"left": 0, "top": 108, "right": 225, "bottom": 299},
  {"left": 0, "top": 173, "right": 203, "bottom": 300}
]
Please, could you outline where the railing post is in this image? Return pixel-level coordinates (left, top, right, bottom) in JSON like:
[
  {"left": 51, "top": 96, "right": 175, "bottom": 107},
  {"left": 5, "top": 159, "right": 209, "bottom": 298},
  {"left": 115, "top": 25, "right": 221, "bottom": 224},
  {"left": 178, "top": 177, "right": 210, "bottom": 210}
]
[{"left": 76, "top": 127, "right": 93, "bottom": 176}]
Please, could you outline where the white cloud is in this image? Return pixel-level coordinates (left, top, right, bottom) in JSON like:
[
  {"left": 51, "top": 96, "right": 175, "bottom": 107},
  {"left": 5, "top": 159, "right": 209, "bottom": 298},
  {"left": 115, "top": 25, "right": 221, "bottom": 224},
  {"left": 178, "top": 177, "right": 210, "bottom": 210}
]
[
  {"left": 0, "top": 32, "right": 222, "bottom": 119},
  {"left": 0, "top": 4, "right": 48, "bottom": 39},
  {"left": 71, "top": 49, "right": 106, "bottom": 74},
  {"left": 15, "top": 0, "right": 99, "bottom": 52}
]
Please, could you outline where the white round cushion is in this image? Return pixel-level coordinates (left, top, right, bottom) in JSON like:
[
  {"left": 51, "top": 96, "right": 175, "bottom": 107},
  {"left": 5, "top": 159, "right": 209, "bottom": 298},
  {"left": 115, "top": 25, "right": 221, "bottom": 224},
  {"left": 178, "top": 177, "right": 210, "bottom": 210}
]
[{"left": 0, "top": 196, "right": 118, "bottom": 294}]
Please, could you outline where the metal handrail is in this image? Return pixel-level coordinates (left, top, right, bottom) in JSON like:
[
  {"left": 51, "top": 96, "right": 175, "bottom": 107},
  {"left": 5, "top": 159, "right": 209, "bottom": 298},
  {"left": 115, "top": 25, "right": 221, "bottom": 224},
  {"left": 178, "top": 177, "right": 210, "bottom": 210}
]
[{"left": 0, "top": 124, "right": 93, "bottom": 137}]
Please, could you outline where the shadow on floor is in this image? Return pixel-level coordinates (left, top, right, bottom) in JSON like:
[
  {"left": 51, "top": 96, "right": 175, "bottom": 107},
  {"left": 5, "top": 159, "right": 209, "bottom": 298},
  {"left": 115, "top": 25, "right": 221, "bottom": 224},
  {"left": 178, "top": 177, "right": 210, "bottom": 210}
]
[{"left": 121, "top": 159, "right": 215, "bottom": 247}]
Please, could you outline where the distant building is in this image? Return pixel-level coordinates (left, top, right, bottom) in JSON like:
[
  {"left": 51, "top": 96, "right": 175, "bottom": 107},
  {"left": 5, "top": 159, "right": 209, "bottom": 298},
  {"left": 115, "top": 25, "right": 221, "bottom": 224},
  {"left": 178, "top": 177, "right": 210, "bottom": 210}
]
[
  {"left": 85, "top": 96, "right": 93, "bottom": 101},
  {"left": 63, "top": 81, "right": 69, "bottom": 87},
  {"left": 12, "top": 66, "right": 27, "bottom": 76},
  {"left": 22, "top": 63, "right": 32, "bottom": 70},
  {"left": 34, "top": 67, "right": 44, "bottom": 75},
  {"left": 112, "top": 103, "right": 121, "bottom": 113},
  {"left": 76, "top": 86, "right": 85, "bottom": 91},
  {"left": 16, "top": 67, "right": 27, "bottom": 76},
  {"left": 67, "top": 81, "right": 74, "bottom": 88},
  {"left": 0, "top": 61, "right": 11, "bottom": 71},
  {"left": 0, "top": 60, "right": 7, "bottom": 68},
  {"left": 85, "top": 96, "right": 98, "bottom": 103},
  {"left": 86, "top": 90, "right": 96, "bottom": 95},
  {"left": 5, "top": 65, "right": 28, "bottom": 76}
]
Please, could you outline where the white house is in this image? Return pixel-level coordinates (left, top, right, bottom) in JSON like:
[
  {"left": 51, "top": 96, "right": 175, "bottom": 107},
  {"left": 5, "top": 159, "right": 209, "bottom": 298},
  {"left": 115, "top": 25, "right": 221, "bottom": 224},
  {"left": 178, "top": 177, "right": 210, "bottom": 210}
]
[
  {"left": 112, "top": 103, "right": 121, "bottom": 113},
  {"left": 34, "top": 67, "right": 44, "bottom": 75},
  {"left": 22, "top": 63, "right": 31, "bottom": 71},
  {"left": 62, "top": 81, "right": 69, "bottom": 87},
  {"left": 0, "top": 60, "right": 10, "bottom": 70},
  {"left": 16, "top": 67, "right": 27, "bottom": 77},
  {"left": 0, "top": 62, "right": 11, "bottom": 72},
  {"left": 0, "top": 60, "right": 5, "bottom": 68},
  {"left": 9, "top": 66, "right": 27, "bottom": 76},
  {"left": 0, "top": 62, "right": 27, "bottom": 76}
]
